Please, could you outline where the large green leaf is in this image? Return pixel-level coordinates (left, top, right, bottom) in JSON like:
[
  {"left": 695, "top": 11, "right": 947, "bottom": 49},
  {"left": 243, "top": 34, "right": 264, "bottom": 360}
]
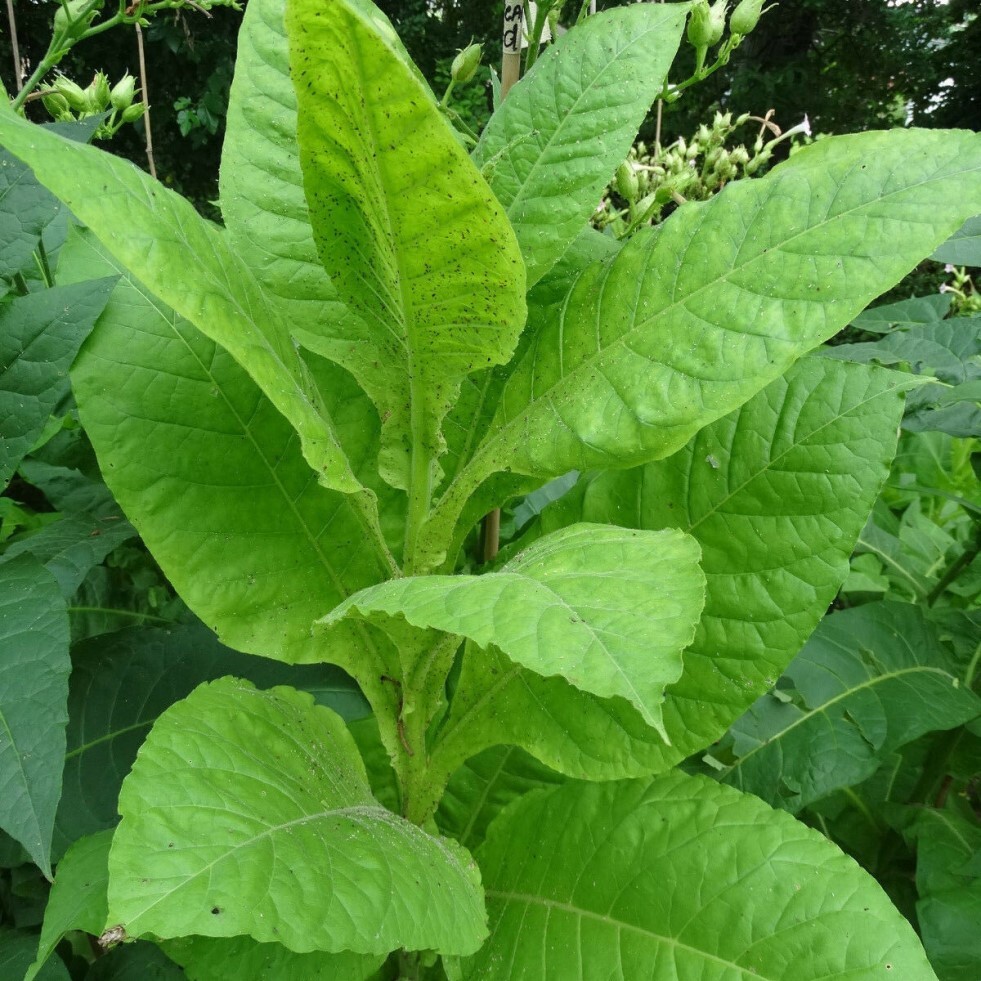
[
  {"left": 108, "top": 678, "right": 486, "bottom": 956},
  {"left": 58, "top": 229, "right": 397, "bottom": 691},
  {"left": 849, "top": 293, "right": 952, "bottom": 334},
  {"left": 459, "top": 774, "right": 938, "bottom": 980},
  {"left": 0, "top": 279, "right": 114, "bottom": 488},
  {"left": 430, "top": 358, "right": 908, "bottom": 780},
  {"left": 472, "top": 3, "right": 687, "bottom": 287},
  {"left": 720, "top": 602, "right": 981, "bottom": 811},
  {"left": 0, "top": 108, "right": 363, "bottom": 496},
  {"left": 0, "top": 929, "right": 69, "bottom": 981},
  {"left": 85, "top": 943, "right": 186, "bottom": 980},
  {"left": 327, "top": 524, "right": 704, "bottom": 735},
  {"left": 0, "top": 554, "right": 70, "bottom": 878},
  {"left": 26, "top": 829, "right": 112, "bottom": 981},
  {"left": 287, "top": 0, "right": 525, "bottom": 492},
  {"left": 53, "top": 622, "right": 367, "bottom": 859},
  {"left": 447, "top": 129, "right": 981, "bottom": 496}
]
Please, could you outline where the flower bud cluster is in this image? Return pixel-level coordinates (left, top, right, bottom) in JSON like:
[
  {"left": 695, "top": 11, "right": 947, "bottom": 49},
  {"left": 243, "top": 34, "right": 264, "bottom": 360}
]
[
  {"left": 43, "top": 71, "right": 146, "bottom": 139},
  {"left": 596, "top": 110, "right": 810, "bottom": 237}
]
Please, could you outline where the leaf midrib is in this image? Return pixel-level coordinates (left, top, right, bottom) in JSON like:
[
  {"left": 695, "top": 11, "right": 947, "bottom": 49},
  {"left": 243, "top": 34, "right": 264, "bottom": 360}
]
[{"left": 484, "top": 889, "right": 780, "bottom": 980}]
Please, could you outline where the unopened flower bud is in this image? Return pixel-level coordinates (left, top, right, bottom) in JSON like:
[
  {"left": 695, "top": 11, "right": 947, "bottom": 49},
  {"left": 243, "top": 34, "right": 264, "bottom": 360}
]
[
  {"left": 706, "top": 0, "right": 728, "bottom": 46},
  {"left": 53, "top": 75, "right": 88, "bottom": 112},
  {"left": 451, "top": 43, "right": 482, "bottom": 85},
  {"left": 110, "top": 74, "right": 136, "bottom": 111},
  {"left": 121, "top": 101, "right": 147, "bottom": 124},
  {"left": 42, "top": 91, "right": 71, "bottom": 118},
  {"left": 730, "top": 0, "right": 766, "bottom": 37},
  {"left": 87, "top": 71, "right": 111, "bottom": 111},
  {"left": 686, "top": 0, "right": 714, "bottom": 49},
  {"left": 615, "top": 162, "right": 639, "bottom": 201}
]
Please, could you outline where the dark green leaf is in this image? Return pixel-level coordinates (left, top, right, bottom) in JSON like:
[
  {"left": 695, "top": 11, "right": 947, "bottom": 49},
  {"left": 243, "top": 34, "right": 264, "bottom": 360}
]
[
  {"left": 0, "top": 929, "right": 69, "bottom": 981},
  {"left": 0, "top": 554, "right": 70, "bottom": 877},
  {"left": 0, "top": 279, "right": 115, "bottom": 489},
  {"left": 721, "top": 602, "right": 981, "bottom": 811},
  {"left": 932, "top": 213, "right": 981, "bottom": 265},
  {"left": 0, "top": 146, "right": 62, "bottom": 287}
]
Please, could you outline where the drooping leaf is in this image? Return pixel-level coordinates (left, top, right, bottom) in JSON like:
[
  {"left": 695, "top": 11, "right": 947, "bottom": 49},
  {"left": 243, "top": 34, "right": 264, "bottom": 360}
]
[
  {"left": 287, "top": 0, "right": 525, "bottom": 490},
  {"left": 0, "top": 279, "right": 115, "bottom": 488},
  {"left": 0, "top": 554, "right": 70, "bottom": 878},
  {"left": 326, "top": 524, "right": 705, "bottom": 734},
  {"left": 431, "top": 358, "right": 908, "bottom": 780},
  {"left": 53, "top": 622, "right": 368, "bottom": 859},
  {"left": 472, "top": 3, "right": 687, "bottom": 286},
  {"left": 163, "top": 935, "right": 383, "bottom": 981},
  {"left": 451, "top": 129, "right": 981, "bottom": 491},
  {"left": 108, "top": 678, "right": 486, "bottom": 956},
  {"left": 459, "top": 774, "right": 938, "bottom": 980},
  {"left": 720, "top": 602, "right": 981, "bottom": 812},
  {"left": 932, "top": 213, "right": 981, "bottom": 265},
  {"left": 26, "top": 829, "right": 112, "bottom": 981},
  {"left": 58, "top": 228, "right": 397, "bottom": 693},
  {"left": 0, "top": 109, "right": 363, "bottom": 495},
  {"left": 436, "top": 746, "right": 564, "bottom": 852}
]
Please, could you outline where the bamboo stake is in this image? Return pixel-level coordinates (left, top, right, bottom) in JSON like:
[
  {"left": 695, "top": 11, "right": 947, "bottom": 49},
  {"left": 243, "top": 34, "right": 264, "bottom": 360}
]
[{"left": 5, "top": 0, "right": 22, "bottom": 93}]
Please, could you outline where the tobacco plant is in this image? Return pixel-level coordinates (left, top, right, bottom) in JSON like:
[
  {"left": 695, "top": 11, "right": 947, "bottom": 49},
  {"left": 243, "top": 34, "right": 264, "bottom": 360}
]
[{"left": 2, "top": 0, "right": 981, "bottom": 977}]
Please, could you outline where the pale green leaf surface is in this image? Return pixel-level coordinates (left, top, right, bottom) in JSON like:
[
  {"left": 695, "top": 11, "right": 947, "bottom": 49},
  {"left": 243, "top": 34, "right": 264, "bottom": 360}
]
[
  {"left": 472, "top": 4, "right": 687, "bottom": 286},
  {"left": 0, "top": 111, "right": 362, "bottom": 494},
  {"left": 721, "top": 602, "right": 981, "bottom": 811},
  {"left": 436, "top": 746, "right": 564, "bottom": 852},
  {"left": 0, "top": 279, "right": 114, "bottom": 488},
  {"left": 432, "top": 358, "right": 907, "bottom": 780},
  {"left": 163, "top": 935, "right": 383, "bottom": 981},
  {"left": 108, "top": 678, "right": 486, "bottom": 956},
  {"left": 326, "top": 524, "right": 706, "bottom": 733},
  {"left": 461, "top": 129, "right": 981, "bottom": 485},
  {"left": 59, "top": 230, "right": 396, "bottom": 689},
  {"left": 26, "top": 829, "right": 112, "bottom": 981},
  {"left": 288, "top": 0, "right": 525, "bottom": 488},
  {"left": 0, "top": 554, "right": 70, "bottom": 878},
  {"left": 53, "top": 622, "right": 367, "bottom": 860},
  {"left": 461, "top": 774, "right": 938, "bottom": 980}
]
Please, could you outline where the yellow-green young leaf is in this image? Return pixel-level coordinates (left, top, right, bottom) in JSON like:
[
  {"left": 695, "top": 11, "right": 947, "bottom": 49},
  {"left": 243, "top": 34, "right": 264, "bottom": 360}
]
[
  {"left": 472, "top": 3, "right": 687, "bottom": 287},
  {"left": 460, "top": 774, "right": 939, "bottom": 980},
  {"left": 0, "top": 555, "right": 70, "bottom": 878},
  {"left": 460, "top": 129, "right": 981, "bottom": 486},
  {"left": 431, "top": 359, "right": 910, "bottom": 780},
  {"left": 721, "top": 602, "right": 981, "bottom": 811},
  {"left": 324, "top": 524, "right": 705, "bottom": 737},
  {"left": 287, "top": 0, "right": 525, "bottom": 490},
  {"left": 0, "top": 109, "right": 362, "bottom": 495},
  {"left": 107, "top": 678, "right": 486, "bottom": 957}
]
